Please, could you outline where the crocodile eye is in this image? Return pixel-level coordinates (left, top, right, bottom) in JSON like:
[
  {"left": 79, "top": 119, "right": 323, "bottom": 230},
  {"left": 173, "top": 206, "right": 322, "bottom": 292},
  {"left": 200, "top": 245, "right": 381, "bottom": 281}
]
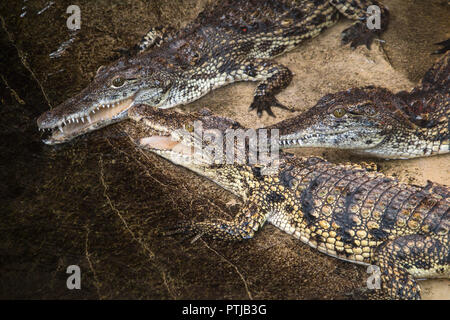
[
  {"left": 185, "top": 123, "right": 194, "bottom": 132},
  {"left": 332, "top": 108, "right": 346, "bottom": 118},
  {"left": 112, "top": 77, "right": 126, "bottom": 88}
]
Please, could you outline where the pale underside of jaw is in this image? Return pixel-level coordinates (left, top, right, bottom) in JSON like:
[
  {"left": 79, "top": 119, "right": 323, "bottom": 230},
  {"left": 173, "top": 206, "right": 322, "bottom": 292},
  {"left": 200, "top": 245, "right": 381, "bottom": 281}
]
[
  {"left": 41, "top": 97, "right": 134, "bottom": 144},
  {"left": 138, "top": 136, "right": 194, "bottom": 156}
]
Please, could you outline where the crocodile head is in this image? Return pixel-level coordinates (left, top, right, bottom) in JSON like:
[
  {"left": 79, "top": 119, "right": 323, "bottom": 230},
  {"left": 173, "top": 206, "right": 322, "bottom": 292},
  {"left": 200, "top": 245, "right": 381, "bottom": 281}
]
[
  {"left": 127, "top": 104, "right": 200, "bottom": 166},
  {"left": 127, "top": 105, "right": 251, "bottom": 194},
  {"left": 127, "top": 105, "right": 241, "bottom": 168},
  {"left": 276, "top": 86, "right": 416, "bottom": 153},
  {"left": 37, "top": 56, "right": 174, "bottom": 145}
]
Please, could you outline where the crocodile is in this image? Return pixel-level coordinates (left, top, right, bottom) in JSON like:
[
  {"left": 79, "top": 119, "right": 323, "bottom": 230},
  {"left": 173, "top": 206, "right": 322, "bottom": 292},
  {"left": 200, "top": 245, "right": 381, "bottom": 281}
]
[
  {"left": 36, "top": 0, "right": 389, "bottom": 145},
  {"left": 124, "top": 104, "right": 449, "bottom": 300},
  {"left": 274, "top": 50, "right": 449, "bottom": 159}
]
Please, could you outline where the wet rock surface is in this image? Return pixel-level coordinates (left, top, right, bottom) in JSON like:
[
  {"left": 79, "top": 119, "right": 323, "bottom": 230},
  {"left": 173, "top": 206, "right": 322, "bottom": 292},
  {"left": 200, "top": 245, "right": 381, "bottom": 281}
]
[{"left": 0, "top": 0, "right": 448, "bottom": 299}]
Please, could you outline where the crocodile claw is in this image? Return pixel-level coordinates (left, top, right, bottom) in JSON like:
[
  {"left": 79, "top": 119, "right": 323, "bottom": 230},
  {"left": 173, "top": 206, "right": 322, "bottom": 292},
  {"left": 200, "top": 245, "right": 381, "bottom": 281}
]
[
  {"left": 341, "top": 21, "right": 377, "bottom": 50},
  {"left": 163, "top": 221, "right": 200, "bottom": 236},
  {"left": 163, "top": 222, "right": 205, "bottom": 243},
  {"left": 432, "top": 39, "right": 450, "bottom": 55},
  {"left": 249, "top": 95, "right": 294, "bottom": 117}
]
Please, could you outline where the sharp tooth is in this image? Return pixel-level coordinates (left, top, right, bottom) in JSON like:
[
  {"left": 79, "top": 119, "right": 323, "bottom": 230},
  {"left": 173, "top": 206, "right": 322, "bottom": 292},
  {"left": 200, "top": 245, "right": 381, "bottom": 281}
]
[
  {"left": 58, "top": 125, "right": 63, "bottom": 133},
  {"left": 63, "top": 120, "right": 66, "bottom": 125},
  {"left": 87, "top": 115, "right": 91, "bottom": 123},
  {"left": 81, "top": 117, "right": 85, "bottom": 123},
  {"left": 76, "top": 118, "right": 79, "bottom": 123},
  {"left": 92, "top": 109, "right": 96, "bottom": 114}
]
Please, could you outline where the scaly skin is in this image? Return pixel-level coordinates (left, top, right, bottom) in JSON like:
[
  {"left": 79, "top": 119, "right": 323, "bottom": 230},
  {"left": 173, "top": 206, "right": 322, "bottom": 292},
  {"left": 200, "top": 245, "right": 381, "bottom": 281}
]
[
  {"left": 274, "top": 50, "right": 449, "bottom": 159},
  {"left": 36, "top": 0, "right": 389, "bottom": 145},
  {"left": 125, "top": 105, "right": 449, "bottom": 300}
]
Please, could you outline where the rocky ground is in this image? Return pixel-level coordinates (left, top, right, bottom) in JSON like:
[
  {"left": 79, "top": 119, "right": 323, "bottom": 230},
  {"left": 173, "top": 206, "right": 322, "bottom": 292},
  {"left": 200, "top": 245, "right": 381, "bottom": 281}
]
[{"left": 0, "top": 0, "right": 448, "bottom": 299}]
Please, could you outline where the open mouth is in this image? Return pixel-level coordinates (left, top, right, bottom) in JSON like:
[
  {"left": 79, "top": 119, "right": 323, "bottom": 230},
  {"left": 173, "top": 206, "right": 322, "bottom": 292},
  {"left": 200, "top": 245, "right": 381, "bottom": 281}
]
[
  {"left": 138, "top": 135, "right": 194, "bottom": 157},
  {"left": 124, "top": 106, "right": 198, "bottom": 158},
  {"left": 38, "top": 97, "right": 135, "bottom": 144},
  {"left": 138, "top": 136, "right": 190, "bottom": 155}
]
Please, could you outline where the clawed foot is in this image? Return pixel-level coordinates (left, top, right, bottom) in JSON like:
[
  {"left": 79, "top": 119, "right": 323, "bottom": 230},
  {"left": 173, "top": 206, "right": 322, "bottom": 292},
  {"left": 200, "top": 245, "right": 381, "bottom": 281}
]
[
  {"left": 433, "top": 39, "right": 450, "bottom": 54},
  {"left": 249, "top": 95, "right": 294, "bottom": 117},
  {"left": 341, "top": 21, "right": 378, "bottom": 49},
  {"left": 163, "top": 222, "right": 205, "bottom": 243},
  {"left": 163, "top": 221, "right": 194, "bottom": 236}
]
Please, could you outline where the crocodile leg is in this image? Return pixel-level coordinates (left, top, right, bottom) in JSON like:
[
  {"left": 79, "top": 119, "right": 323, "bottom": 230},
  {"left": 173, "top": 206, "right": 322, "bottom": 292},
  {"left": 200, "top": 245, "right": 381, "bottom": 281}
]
[
  {"left": 420, "top": 47, "right": 450, "bottom": 90},
  {"left": 242, "top": 59, "right": 294, "bottom": 117},
  {"left": 115, "top": 26, "right": 178, "bottom": 57},
  {"left": 171, "top": 197, "right": 269, "bottom": 241},
  {"left": 330, "top": 0, "right": 389, "bottom": 49},
  {"left": 369, "top": 234, "right": 449, "bottom": 300},
  {"left": 164, "top": 58, "right": 294, "bottom": 116},
  {"left": 137, "top": 26, "right": 177, "bottom": 53}
]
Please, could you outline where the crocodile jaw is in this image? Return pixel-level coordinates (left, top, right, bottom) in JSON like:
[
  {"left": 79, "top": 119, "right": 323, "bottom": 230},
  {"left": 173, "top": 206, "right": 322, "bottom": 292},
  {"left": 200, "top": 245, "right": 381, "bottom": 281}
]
[
  {"left": 279, "top": 127, "right": 385, "bottom": 150},
  {"left": 37, "top": 96, "right": 135, "bottom": 145}
]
